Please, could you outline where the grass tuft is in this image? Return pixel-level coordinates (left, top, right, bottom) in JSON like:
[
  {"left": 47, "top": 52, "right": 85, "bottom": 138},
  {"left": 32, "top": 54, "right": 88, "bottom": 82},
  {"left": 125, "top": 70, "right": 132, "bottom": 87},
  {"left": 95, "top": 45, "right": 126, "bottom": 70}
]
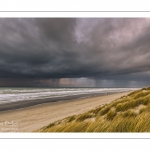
[
  {"left": 122, "top": 109, "right": 137, "bottom": 118},
  {"left": 76, "top": 113, "right": 93, "bottom": 122},
  {"left": 99, "top": 105, "right": 111, "bottom": 116},
  {"left": 106, "top": 109, "right": 116, "bottom": 120}
]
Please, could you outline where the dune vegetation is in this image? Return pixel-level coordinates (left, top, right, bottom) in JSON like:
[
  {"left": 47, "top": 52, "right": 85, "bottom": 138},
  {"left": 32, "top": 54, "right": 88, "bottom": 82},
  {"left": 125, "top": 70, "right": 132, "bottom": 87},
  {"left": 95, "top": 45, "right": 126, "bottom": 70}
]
[{"left": 38, "top": 87, "right": 150, "bottom": 132}]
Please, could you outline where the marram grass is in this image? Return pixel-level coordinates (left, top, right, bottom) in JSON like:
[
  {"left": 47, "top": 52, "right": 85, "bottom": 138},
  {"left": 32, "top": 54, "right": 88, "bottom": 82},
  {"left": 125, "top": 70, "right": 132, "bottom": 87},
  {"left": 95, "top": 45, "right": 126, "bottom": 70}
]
[{"left": 37, "top": 87, "right": 150, "bottom": 132}]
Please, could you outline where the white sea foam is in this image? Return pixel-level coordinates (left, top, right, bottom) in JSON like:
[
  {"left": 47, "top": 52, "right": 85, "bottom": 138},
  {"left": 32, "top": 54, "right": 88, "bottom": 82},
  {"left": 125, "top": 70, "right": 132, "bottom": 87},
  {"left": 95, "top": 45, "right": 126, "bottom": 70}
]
[{"left": 0, "top": 87, "right": 138, "bottom": 104}]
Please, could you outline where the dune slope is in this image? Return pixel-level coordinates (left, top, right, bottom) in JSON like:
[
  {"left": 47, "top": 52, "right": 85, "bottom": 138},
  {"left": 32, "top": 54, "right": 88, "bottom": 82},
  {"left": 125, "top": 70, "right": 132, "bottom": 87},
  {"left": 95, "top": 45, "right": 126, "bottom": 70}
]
[{"left": 38, "top": 87, "right": 150, "bottom": 132}]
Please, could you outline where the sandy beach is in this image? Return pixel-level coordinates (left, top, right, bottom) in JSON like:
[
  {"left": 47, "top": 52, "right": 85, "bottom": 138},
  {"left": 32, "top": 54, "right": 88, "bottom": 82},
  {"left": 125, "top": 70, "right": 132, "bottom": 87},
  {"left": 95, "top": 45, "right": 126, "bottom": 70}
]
[{"left": 0, "top": 91, "right": 132, "bottom": 132}]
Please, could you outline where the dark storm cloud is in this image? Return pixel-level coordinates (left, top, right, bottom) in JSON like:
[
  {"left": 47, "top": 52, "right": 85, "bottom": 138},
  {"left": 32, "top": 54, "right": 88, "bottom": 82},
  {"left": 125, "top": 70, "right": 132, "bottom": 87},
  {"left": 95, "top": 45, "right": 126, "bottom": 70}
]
[
  {"left": 36, "top": 18, "right": 76, "bottom": 42},
  {"left": 0, "top": 18, "right": 150, "bottom": 87}
]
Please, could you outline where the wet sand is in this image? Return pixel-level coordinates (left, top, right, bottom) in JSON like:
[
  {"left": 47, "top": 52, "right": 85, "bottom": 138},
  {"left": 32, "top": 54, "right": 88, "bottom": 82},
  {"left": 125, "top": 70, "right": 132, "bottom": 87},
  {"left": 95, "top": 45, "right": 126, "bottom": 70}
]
[
  {"left": 0, "top": 92, "right": 115, "bottom": 111},
  {"left": 0, "top": 91, "right": 132, "bottom": 132}
]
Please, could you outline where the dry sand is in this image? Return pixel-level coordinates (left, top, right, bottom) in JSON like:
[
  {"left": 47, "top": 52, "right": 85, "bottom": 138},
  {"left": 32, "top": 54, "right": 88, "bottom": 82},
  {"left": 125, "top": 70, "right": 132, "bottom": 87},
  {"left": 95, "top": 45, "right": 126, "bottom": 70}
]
[{"left": 0, "top": 91, "right": 132, "bottom": 132}]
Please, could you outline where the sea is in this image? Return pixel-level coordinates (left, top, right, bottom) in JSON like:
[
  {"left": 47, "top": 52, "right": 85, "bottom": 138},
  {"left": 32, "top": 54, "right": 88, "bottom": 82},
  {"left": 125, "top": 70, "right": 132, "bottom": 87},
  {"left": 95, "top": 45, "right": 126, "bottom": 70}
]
[{"left": 0, "top": 87, "right": 138, "bottom": 104}]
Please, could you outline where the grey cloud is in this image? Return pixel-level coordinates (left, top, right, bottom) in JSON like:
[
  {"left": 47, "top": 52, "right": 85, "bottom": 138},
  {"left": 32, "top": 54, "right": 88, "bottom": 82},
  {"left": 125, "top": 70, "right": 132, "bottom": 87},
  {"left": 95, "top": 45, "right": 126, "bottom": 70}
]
[{"left": 0, "top": 18, "right": 150, "bottom": 87}]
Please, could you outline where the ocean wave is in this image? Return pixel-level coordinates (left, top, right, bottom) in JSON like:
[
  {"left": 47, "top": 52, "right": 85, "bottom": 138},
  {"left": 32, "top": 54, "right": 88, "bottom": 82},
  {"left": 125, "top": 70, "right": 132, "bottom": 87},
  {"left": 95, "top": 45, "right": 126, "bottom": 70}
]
[{"left": 0, "top": 88, "right": 138, "bottom": 104}]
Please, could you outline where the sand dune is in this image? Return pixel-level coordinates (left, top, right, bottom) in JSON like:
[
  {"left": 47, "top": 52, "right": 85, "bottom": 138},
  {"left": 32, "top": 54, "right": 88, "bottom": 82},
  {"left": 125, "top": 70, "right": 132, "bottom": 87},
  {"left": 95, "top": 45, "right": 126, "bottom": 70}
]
[{"left": 0, "top": 91, "right": 132, "bottom": 132}]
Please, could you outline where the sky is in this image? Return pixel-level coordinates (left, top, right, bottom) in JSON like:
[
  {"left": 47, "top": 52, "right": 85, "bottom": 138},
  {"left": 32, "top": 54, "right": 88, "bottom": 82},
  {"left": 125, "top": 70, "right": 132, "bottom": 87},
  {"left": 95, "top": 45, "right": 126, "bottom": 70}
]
[{"left": 0, "top": 18, "right": 150, "bottom": 87}]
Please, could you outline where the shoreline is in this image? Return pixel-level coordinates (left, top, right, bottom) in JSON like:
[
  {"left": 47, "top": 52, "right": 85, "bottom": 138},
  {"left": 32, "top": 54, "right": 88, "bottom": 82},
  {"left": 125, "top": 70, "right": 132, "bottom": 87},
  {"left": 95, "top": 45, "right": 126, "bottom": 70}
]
[
  {"left": 0, "top": 91, "right": 133, "bottom": 132},
  {"left": 0, "top": 91, "right": 129, "bottom": 112}
]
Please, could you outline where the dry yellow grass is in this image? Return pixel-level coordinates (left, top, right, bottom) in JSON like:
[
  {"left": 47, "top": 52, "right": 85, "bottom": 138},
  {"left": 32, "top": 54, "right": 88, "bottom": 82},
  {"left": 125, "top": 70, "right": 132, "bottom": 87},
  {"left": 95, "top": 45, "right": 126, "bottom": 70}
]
[{"left": 37, "top": 87, "right": 150, "bottom": 132}]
